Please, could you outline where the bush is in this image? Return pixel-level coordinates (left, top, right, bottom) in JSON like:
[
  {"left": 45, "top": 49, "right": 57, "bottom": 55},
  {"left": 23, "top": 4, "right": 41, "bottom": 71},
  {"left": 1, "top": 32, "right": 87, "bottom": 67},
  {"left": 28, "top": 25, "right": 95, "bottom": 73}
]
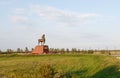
[
  {"left": 36, "top": 64, "right": 71, "bottom": 78},
  {"left": 54, "top": 72, "right": 72, "bottom": 78},
  {"left": 36, "top": 64, "right": 55, "bottom": 78}
]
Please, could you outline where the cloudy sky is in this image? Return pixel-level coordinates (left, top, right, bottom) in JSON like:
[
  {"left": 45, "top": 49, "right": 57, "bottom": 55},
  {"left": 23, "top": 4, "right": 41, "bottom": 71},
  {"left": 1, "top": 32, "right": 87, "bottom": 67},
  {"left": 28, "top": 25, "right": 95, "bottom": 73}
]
[{"left": 0, "top": 0, "right": 120, "bottom": 50}]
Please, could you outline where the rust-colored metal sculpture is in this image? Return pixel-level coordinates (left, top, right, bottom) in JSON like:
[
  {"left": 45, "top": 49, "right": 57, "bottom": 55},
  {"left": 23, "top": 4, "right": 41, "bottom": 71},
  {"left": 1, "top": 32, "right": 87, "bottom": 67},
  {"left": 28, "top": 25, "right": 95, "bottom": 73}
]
[
  {"left": 38, "top": 34, "right": 45, "bottom": 45},
  {"left": 32, "top": 34, "right": 49, "bottom": 54}
]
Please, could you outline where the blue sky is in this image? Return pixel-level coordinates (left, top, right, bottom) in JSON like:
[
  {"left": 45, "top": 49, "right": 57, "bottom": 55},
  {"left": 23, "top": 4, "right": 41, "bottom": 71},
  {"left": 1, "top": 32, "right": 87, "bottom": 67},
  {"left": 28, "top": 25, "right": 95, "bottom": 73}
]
[{"left": 0, "top": 0, "right": 120, "bottom": 50}]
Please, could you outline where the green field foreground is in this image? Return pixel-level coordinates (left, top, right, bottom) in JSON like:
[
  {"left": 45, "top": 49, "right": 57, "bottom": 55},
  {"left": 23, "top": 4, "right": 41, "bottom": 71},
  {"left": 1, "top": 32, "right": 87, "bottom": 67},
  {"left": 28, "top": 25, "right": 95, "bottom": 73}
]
[{"left": 0, "top": 54, "right": 120, "bottom": 78}]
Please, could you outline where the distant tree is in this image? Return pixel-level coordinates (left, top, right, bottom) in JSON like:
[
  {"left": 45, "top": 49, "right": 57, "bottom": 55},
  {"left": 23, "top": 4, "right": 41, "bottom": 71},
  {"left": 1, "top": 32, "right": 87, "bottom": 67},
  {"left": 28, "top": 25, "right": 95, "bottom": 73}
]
[
  {"left": 81, "top": 50, "right": 87, "bottom": 54},
  {"left": 60, "top": 48, "right": 65, "bottom": 54},
  {"left": 6, "top": 49, "right": 14, "bottom": 53},
  {"left": 77, "top": 49, "right": 81, "bottom": 53},
  {"left": 20, "top": 49, "right": 24, "bottom": 53},
  {"left": 72, "top": 48, "right": 77, "bottom": 53},
  {"left": 25, "top": 47, "right": 29, "bottom": 53},
  {"left": 100, "top": 50, "right": 106, "bottom": 54},
  {"left": 17, "top": 48, "right": 21, "bottom": 53},
  {"left": 49, "top": 48, "right": 55, "bottom": 53},
  {"left": 31, "top": 48, "right": 34, "bottom": 51},
  {"left": 54, "top": 48, "right": 60, "bottom": 53},
  {"left": 0, "top": 49, "right": 2, "bottom": 53},
  {"left": 88, "top": 50, "right": 94, "bottom": 54},
  {"left": 66, "top": 48, "right": 70, "bottom": 53}
]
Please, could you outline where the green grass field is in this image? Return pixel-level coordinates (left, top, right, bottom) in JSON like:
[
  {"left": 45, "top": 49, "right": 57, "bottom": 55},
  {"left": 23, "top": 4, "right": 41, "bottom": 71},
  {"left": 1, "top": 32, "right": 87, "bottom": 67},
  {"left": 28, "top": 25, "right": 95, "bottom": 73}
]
[{"left": 0, "top": 54, "right": 120, "bottom": 78}]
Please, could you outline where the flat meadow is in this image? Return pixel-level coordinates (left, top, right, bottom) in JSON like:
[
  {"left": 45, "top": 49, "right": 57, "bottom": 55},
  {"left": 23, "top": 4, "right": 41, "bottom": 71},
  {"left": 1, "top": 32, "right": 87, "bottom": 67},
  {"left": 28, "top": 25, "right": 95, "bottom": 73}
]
[{"left": 0, "top": 54, "right": 120, "bottom": 78}]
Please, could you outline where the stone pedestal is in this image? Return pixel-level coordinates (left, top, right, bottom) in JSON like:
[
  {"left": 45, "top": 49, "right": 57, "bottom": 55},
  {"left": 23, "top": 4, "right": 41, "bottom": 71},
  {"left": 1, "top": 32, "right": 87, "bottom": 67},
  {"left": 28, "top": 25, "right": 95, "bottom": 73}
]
[{"left": 32, "top": 45, "right": 49, "bottom": 54}]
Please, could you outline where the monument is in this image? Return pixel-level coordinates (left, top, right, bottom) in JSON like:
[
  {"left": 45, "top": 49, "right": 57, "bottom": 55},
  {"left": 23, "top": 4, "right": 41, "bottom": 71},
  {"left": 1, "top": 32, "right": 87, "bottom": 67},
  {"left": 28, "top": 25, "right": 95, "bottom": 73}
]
[{"left": 32, "top": 34, "right": 49, "bottom": 54}]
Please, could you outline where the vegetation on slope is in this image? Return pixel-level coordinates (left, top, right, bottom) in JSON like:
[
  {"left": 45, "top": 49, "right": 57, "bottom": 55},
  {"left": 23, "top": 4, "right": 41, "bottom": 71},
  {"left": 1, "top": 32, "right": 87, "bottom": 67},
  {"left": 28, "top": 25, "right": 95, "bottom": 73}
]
[{"left": 0, "top": 54, "right": 120, "bottom": 78}]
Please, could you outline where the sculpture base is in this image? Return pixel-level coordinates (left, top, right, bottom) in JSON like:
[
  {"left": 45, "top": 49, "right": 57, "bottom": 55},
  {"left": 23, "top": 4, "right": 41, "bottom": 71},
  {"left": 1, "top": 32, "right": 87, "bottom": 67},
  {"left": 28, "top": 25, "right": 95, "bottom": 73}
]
[{"left": 32, "top": 45, "right": 49, "bottom": 54}]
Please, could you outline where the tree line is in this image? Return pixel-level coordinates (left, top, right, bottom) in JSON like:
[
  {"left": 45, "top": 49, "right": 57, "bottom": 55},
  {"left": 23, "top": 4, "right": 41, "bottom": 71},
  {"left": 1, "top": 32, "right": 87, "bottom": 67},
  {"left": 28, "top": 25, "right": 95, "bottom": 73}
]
[
  {"left": 0, "top": 47, "right": 116, "bottom": 55},
  {"left": 0, "top": 47, "right": 31, "bottom": 54}
]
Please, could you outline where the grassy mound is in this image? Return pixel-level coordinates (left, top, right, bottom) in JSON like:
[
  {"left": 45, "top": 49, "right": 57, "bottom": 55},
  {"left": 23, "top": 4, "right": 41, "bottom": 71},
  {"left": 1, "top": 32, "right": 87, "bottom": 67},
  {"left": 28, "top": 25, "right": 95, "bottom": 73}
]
[{"left": 0, "top": 54, "right": 120, "bottom": 78}]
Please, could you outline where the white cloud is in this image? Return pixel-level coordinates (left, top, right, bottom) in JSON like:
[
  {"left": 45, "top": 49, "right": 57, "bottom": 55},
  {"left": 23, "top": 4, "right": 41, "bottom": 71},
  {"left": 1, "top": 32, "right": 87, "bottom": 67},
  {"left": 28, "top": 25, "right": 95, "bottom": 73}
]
[
  {"left": 14, "top": 8, "right": 25, "bottom": 14},
  {"left": 80, "top": 14, "right": 101, "bottom": 18},
  {"left": 10, "top": 4, "right": 102, "bottom": 27},
  {"left": 0, "top": 0, "right": 17, "bottom": 6},
  {"left": 10, "top": 15, "right": 28, "bottom": 24},
  {"left": 30, "top": 5, "right": 101, "bottom": 26}
]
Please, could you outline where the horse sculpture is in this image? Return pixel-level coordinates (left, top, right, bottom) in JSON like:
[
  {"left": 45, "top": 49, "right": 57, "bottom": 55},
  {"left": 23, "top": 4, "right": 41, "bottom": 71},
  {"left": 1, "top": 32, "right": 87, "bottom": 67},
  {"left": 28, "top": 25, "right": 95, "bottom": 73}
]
[{"left": 38, "top": 34, "right": 45, "bottom": 45}]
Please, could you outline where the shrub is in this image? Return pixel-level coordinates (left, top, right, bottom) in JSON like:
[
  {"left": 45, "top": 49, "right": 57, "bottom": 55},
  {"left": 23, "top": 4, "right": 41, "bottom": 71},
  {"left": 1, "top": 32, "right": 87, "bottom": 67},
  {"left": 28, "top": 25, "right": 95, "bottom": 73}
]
[
  {"left": 36, "top": 64, "right": 55, "bottom": 78},
  {"left": 54, "top": 72, "right": 72, "bottom": 78}
]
